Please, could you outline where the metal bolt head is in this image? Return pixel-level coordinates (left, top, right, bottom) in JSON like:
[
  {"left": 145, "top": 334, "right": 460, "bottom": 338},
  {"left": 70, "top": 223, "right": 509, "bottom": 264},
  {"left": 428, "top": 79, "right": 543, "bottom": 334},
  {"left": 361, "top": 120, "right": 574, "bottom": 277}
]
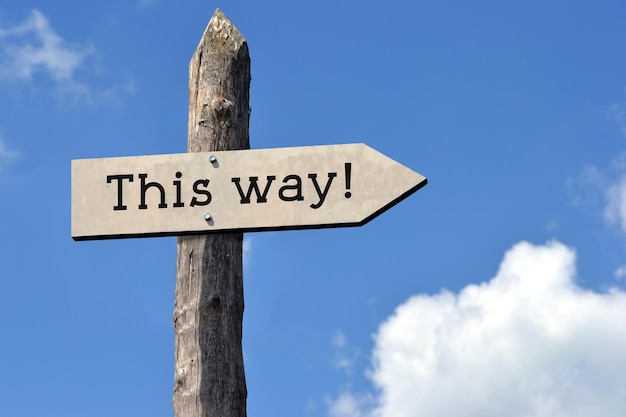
[
  {"left": 209, "top": 155, "right": 217, "bottom": 163},
  {"left": 204, "top": 213, "right": 212, "bottom": 221}
]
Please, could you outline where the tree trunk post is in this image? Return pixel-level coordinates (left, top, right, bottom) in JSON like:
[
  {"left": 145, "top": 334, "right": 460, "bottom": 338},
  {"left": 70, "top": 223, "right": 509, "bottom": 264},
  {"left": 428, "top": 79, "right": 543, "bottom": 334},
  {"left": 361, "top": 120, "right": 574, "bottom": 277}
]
[{"left": 173, "top": 9, "right": 250, "bottom": 417}]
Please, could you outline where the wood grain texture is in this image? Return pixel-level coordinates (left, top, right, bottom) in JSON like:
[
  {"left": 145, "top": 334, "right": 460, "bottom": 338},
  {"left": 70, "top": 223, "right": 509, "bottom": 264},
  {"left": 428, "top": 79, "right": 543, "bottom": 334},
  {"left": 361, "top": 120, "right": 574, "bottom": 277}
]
[{"left": 173, "top": 9, "right": 250, "bottom": 417}]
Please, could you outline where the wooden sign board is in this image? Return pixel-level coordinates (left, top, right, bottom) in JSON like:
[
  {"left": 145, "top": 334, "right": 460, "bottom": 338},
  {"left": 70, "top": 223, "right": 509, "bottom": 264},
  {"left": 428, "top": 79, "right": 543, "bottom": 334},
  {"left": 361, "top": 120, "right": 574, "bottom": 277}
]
[{"left": 71, "top": 143, "right": 427, "bottom": 240}]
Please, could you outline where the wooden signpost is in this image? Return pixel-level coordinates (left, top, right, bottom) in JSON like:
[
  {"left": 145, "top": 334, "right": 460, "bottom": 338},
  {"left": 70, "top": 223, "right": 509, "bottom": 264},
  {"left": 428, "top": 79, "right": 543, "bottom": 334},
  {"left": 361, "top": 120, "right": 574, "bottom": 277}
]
[{"left": 71, "top": 9, "right": 426, "bottom": 417}]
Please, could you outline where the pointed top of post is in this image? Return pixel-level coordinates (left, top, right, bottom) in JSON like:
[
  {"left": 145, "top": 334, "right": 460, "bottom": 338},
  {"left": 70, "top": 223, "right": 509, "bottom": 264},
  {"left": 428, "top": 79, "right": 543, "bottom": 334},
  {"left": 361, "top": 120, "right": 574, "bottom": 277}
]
[
  {"left": 194, "top": 8, "right": 247, "bottom": 55},
  {"left": 187, "top": 8, "right": 250, "bottom": 153}
]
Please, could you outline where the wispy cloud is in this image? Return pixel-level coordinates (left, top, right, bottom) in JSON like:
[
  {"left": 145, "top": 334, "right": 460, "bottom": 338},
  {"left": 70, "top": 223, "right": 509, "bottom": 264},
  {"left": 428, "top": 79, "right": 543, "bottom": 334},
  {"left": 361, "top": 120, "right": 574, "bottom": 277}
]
[
  {"left": 139, "top": 0, "right": 157, "bottom": 8},
  {"left": 568, "top": 151, "right": 626, "bottom": 236},
  {"left": 607, "top": 91, "right": 626, "bottom": 139},
  {"left": 608, "top": 102, "right": 626, "bottom": 138},
  {"left": 0, "top": 9, "right": 94, "bottom": 98},
  {"left": 0, "top": 138, "right": 18, "bottom": 158},
  {"left": 614, "top": 264, "right": 626, "bottom": 281},
  {"left": 567, "top": 164, "right": 607, "bottom": 209},
  {"left": 327, "top": 240, "right": 626, "bottom": 417},
  {"left": 569, "top": 92, "right": 626, "bottom": 238},
  {"left": 604, "top": 173, "right": 626, "bottom": 233},
  {"left": 327, "top": 391, "right": 373, "bottom": 417},
  {"left": 331, "top": 331, "right": 360, "bottom": 375},
  {"left": 331, "top": 331, "right": 348, "bottom": 348},
  {"left": 243, "top": 237, "right": 252, "bottom": 266},
  {"left": 0, "top": 136, "right": 19, "bottom": 181}
]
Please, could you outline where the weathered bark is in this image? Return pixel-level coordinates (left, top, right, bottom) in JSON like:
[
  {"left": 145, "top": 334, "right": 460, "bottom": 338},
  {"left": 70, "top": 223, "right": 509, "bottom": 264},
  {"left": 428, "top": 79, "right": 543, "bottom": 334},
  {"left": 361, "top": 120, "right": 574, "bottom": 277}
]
[{"left": 173, "top": 9, "right": 250, "bottom": 417}]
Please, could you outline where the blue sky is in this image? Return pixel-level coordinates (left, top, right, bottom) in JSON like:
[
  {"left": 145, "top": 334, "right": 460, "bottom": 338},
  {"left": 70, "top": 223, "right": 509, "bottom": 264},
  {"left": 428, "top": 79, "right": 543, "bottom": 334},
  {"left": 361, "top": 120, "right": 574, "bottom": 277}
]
[{"left": 1, "top": 1, "right": 626, "bottom": 416}]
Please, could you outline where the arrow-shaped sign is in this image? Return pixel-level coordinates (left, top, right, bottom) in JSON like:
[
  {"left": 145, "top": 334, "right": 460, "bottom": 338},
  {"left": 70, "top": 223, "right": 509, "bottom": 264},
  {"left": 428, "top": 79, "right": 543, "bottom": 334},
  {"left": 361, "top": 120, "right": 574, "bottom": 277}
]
[{"left": 71, "top": 143, "right": 426, "bottom": 240}]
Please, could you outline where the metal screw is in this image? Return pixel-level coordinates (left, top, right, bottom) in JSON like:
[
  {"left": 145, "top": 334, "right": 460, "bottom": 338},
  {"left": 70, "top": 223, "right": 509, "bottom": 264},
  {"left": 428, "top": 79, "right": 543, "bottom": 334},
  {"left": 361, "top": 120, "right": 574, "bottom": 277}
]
[
  {"left": 204, "top": 213, "right": 212, "bottom": 221},
  {"left": 209, "top": 155, "right": 217, "bottom": 163}
]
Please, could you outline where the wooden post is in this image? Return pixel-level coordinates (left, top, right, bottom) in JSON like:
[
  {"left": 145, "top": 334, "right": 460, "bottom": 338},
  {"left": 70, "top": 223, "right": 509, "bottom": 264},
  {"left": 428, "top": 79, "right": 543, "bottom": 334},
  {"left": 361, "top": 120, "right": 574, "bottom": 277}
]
[{"left": 173, "top": 9, "right": 250, "bottom": 417}]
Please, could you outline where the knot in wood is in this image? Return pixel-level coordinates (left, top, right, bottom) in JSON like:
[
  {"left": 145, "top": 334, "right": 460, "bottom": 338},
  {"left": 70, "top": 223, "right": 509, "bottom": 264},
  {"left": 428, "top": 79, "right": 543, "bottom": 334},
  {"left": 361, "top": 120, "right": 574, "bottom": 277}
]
[
  {"left": 211, "top": 96, "right": 234, "bottom": 118},
  {"left": 203, "top": 296, "right": 221, "bottom": 311},
  {"left": 174, "top": 367, "right": 186, "bottom": 388}
]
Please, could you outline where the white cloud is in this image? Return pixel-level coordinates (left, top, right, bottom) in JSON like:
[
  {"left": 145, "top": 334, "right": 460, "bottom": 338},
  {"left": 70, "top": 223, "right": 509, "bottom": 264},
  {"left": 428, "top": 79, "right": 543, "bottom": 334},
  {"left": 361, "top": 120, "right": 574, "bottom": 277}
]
[
  {"left": 0, "top": 9, "right": 93, "bottom": 96},
  {"left": 328, "top": 240, "right": 626, "bottom": 417}
]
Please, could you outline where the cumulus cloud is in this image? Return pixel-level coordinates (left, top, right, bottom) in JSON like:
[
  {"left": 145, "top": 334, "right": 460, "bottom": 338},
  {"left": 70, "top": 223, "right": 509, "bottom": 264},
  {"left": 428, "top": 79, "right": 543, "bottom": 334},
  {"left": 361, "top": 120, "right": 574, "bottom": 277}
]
[
  {"left": 328, "top": 240, "right": 626, "bottom": 417},
  {"left": 0, "top": 9, "right": 94, "bottom": 97}
]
